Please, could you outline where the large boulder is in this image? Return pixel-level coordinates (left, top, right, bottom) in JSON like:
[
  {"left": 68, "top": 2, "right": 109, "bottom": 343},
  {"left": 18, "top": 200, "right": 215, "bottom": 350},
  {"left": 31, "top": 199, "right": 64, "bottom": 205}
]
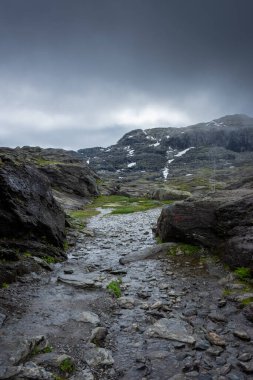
[
  {"left": 0, "top": 155, "right": 65, "bottom": 247},
  {"left": 151, "top": 188, "right": 191, "bottom": 201},
  {"left": 156, "top": 192, "right": 253, "bottom": 269}
]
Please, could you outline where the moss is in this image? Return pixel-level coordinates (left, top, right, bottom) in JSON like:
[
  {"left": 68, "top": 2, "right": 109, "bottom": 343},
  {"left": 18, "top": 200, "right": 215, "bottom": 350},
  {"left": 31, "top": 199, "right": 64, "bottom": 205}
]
[
  {"left": 156, "top": 236, "right": 163, "bottom": 244},
  {"left": 241, "top": 297, "right": 253, "bottom": 306},
  {"left": 167, "top": 243, "right": 201, "bottom": 256},
  {"left": 1, "top": 282, "right": 9, "bottom": 289},
  {"left": 106, "top": 279, "right": 122, "bottom": 298},
  {"left": 32, "top": 345, "right": 53, "bottom": 356},
  {"left": 35, "top": 158, "right": 62, "bottom": 166},
  {"left": 59, "top": 358, "right": 75, "bottom": 373},
  {"left": 234, "top": 267, "right": 252, "bottom": 280},
  {"left": 23, "top": 251, "right": 32, "bottom": 257},
  {"left": 42, "top": 256, "right": 58, "bottom": 264},
  {"left": 223, "top": 288, "right": 232, "bottom": 296},
  {"left": 63, "top": 241, "right": 69, "bottom": 251}
]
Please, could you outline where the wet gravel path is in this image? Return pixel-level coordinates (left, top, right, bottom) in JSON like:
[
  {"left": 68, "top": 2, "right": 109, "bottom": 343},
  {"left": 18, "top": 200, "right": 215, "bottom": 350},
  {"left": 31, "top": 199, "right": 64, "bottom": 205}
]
[{"left": 1, "top": 208, "right": 253, "bottom": 379}]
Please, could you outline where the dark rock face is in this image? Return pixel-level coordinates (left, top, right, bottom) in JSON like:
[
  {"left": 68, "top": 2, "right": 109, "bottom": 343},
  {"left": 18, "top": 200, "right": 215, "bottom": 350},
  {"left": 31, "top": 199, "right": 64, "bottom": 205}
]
[
  {"left": 156, "top": 192, "right": 253, "bottom": 269},
  {"left": 0, "top": 155, "right": 65, "bottom": 247}
]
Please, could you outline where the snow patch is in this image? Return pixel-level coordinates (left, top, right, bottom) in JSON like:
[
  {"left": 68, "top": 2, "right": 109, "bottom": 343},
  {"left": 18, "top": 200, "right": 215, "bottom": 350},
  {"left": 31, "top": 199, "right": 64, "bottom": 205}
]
[
  {"left": 174, "top": 147, "right": 195, "bottom": 157},
  {"left": 86, "top": 159, "right": 90, "bottom": 164},
  {"left": 127, "top": 162, "right": 136, "bottom": 168},
  {"left": 162, "top": 167, "right": 169, "bottom": 180},
  {"left": 105, "top": 148, "right": 111, "bottom": 152},
  {"left": 149, "top": 142, "right": 160, "bottom": 147},
  {"left": 124, "top": 145, "right": 135, "bottom": 156},
  {"left": 185, "top": 174, "right": 193, "bottom": 176},
  {"left": 168, "top": 159, "right": 174, "bottom": 164}
]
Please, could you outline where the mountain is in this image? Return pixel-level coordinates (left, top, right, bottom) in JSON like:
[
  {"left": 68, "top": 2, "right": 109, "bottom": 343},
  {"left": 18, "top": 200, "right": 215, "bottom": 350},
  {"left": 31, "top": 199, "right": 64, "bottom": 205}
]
[{"left": 78, "top": 114, "right": 253, "bottom": 183}]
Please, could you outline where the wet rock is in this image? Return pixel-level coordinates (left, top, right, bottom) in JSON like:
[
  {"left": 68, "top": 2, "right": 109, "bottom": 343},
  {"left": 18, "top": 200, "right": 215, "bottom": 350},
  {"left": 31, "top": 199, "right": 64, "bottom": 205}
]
[
  {"left": 145, "top": 318, "right": 196, "bottom": 344},
  {"left": 137, "top": 291, "right": 151, "bottom": 299},
  {"left": 119, "top": 242, "right": 175, "bottom": 264},
  {"left": 206, "top": 346, "right": 224, "bottom": 356},
  {"left": 237, "top": 360, "right": 253, "bottom": 374},
  {"left": 218, "top": 300, "right": 227, "bottom": 308},
  {"left": 64, "top": 269, "right": 74, "bottom": 274},
  {"left": 220, "top": 363, "right": 232, "bottom": 375},
  {"left": 208, "top": 313, "right": 227, "bottom": 323},
  {"left": 150, "top": 301, "right": 163, "bottom": 309},
  {"left": 84, "top": 347, "right": 114, "bottom": 367},
  {"left": 69, "top": 368, "right": 94, "bottom": 380},
  {"left": 90, "top": 327, "right": 108, "bottom": 345},
  {"left": 173, "top": 342, "right": 185, "bottom": 349},
  {"left": 118, "top": 296, "right": 136, "bottom": 309},
  {"left": 15, "top": 361, "right": 54, "bottom": 379},
  {"left": 238, "top": 353, "right": 252, "bottom": 362},
  {"left": 74, "top": 311, "right": 100, "bottom": 325},
  {"left": 0, "top": 336, "right": 47, "bottom": 366},
  {"left": 32, "top": 257, "right": 53, "bottom": 271},
  {"left": 183, "top": 308, "right": 197, "bottom": 317},
  {"left": 233, "top": 330, "right": 251, "bottom": 341},
  {"left": 206, "top": 332, "right": 226, "bottom": 347},
  {"left": 32, "top": 353, "right": 74, "bottom": 371},
  {"left": 0, "top": 365, "right": 23, "bottom": 379},
  {"left": 57, "top": 274, "right": 101, "bottom": 289},
  {"left": 243, "top": 303, "right": 253, "bottom": 322},
  {"left": 194, "top": 340, "right": 210, "bottom": 351},
  {"left": 0, "top": 313, "right": 7, "bottom": 328}
]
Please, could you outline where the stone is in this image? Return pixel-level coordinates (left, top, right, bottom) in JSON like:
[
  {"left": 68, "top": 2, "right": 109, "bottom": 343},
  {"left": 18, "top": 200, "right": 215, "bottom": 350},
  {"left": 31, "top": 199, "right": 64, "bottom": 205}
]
[
  {"left": 206, "top": 346, "right": 224, "bottom": 356},
  {"left": 238, "top": 353, "right": 252, "bottom": 362},
  {"left": 0, "top": 365, "right": 23, "bottom": 379},
  {"left": 32, "top": 257, "right": 53, "bottom": 271},
  {"left": 84, "top": 347, "right": 114, "bottom": 367},
  {"left": 243, "top": 303, "right": 253, "bottom": 322},
  {"left": 0, "top": 313, "right": 7, "bottom": 328},
  {"left": 206, "top": 332, "right": 226, "bottom": 347},
  {"left": 64, "top": 269, "right": 74, "bottom": 274},
  {"left": 145, "top": 318, "right": 196, "bottom": 344},
  {"left": 74, "top": 311, "right": 100, "bottom": 325},
  {"left": 118, "top": 296, "right": 136, "bottom": 309},
  {"left": 237, "top": 360, "right": 253, "bottom": 374},
  {"left": 90, "top": 327, "right": 108, "bottom": 345},
  {"left": 58, "top": 274, "right": 101, "bottom": 289},
  {"left": 233, "top": 330, "right": 251, "bottom": 341},
  {"left": 220, "top": 364, "right": 232, "bottom": 375},
  {"left": 70, "top": 368, "right": 94, "bottom": 380},
  {"left": 208, "top": 313, "right": 227, "bottom": 323},
  {"left": 194, "top": 340, "right": 210, "bottom": 351},
  {"left": 15, "top": 361, "right": 54, "bottom": 379}
]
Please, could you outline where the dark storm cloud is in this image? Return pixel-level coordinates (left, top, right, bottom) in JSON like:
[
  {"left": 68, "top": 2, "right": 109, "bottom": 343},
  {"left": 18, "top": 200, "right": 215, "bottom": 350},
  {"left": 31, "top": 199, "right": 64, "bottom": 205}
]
[{"left": 0, "top": 0, "right": 252, "bottom": 149}]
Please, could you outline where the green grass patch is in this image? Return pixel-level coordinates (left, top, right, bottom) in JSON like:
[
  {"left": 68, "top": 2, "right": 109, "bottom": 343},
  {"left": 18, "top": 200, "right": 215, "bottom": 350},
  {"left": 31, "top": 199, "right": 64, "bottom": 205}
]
[
  {"left": 42, "top": 256, "right": 58, "bottom": 264},
  {"left": 106, "top": 279, "right": 122, "bottom": 298},
  {"left": 167, "top": 243, "right": 202, "bottom": 256},
  {"left": 23, "top": 251, "right": 32, "bottom": 257},
  {"left": 32, "top": 345, "right": 53, "bottom": 356},
  {"left": 223, "top": 288, "right": 232, "bottom": 297},
  {"left": 59, "top": 358, "right": 75, "bottom": 373},
  {"left": 241, "top": 297, "right": 253, "bottom": 306},
  {"left": 234, "top": 267, "right": 252, "bottom": 280},
  {"left": 35, "top": 158, "right": 62, "bottom": 166},
  {"left": 1, "top": 282, "right": 9, "bottom": 289}
]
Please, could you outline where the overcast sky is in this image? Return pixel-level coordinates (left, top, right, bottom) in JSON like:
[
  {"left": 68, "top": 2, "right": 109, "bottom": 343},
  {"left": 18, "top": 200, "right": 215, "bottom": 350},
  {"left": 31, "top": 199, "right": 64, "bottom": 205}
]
[{"left": 0, "top": 0, "right": 253, "bottom": 149}]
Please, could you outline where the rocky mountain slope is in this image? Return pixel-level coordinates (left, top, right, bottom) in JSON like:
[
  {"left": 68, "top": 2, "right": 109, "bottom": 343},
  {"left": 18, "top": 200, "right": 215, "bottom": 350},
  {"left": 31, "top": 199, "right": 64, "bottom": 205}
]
[{"left": 78, "top": 114, "right": 253, "bottom": 185}]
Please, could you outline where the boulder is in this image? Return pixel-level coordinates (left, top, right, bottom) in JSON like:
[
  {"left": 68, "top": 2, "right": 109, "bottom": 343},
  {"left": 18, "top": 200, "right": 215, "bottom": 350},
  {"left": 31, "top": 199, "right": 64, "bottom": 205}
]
[{"left": 156, "top": 192, "right": 253, "bottom": 269}]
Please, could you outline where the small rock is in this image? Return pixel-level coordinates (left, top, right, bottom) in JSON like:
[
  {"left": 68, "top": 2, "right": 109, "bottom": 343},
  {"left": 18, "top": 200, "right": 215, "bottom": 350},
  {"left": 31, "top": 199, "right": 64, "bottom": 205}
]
[
  {"left": 195, "top": 340, "right": 210, "bottom": 351},
  {"left": 206, "top": 332, "right": 226, "bottom": 347},
  {"left": 183, "top": 308, "right": 197, "bottom": 317},
  {"left": 74, "top": 311, "right": 100, "bottom": 325},
  {"left": 173, "top": 342, "right": 185, "bottom": 349},
  {"left": 70, "top": 368, "right": 94, "bottom": 380},
  {"left": 146, "top": 318, "right": 196, "bottom": 344},
  {"left": 0, "top": 312, "right": 7, "bottom": 328},
  {"left": 220, "top": 363, "right": 232, "bottom": 375},
  {"left": 90, "top": 327, "right": 108, "bottom": 346},
  {"left": 206, "top": 346, "right": 224, "bottom": 356},
  {"left": 237, "top": 360, "right": 253, "bottom": 374},
  {"left": 85, "top": 347, "right": 114, "bottom": 367},
  {"left": 64, "top": 269, "right": 74, "bottom": 274},
  {"left": 150, "top": 301, "right": 163, "bottom": 309},
  {"left": 233, "top": 330, "right": 251, "bottom": 341},
  {"left": 218, "top": 300, "right": 227, "bottom": 308},
  {"left": 137, "top": 291, "right": 150, "bottom": 299},
  {"left": 118, "top": 296, "right": 136, "bottom": 309},
  {"left": 238, "top": 353, "right": 252, "bottom": 362},
  {"left": 0, "top": 366, "right": 23, "bottom": 379},
  {"left": 243, "top": 303, "right": 253, "bottom": 322},
  {"left": 16, "top": 361, "right": 54, "bottom": 379},
  {"left": 208, "top": 313, "right": 227, "bottom": 323}
]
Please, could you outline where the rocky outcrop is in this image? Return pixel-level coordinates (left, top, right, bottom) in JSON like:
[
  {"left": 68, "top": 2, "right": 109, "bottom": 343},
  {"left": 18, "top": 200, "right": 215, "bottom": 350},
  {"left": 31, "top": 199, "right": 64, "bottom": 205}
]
[
  {"left": 0, "top": 153, "right": 67, "bottom": 285},
  {"left": 156, "top": 190, "right": 253, "bottom": 270},
  {"left": 151, "top": 188, "right": 191, "bottom": 201}
]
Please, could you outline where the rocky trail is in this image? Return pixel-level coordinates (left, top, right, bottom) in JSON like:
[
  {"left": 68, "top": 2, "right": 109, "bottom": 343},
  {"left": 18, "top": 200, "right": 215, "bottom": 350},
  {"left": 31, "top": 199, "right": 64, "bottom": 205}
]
[{"left": 1, "top": 208, "right": 253, "bottom": 380}]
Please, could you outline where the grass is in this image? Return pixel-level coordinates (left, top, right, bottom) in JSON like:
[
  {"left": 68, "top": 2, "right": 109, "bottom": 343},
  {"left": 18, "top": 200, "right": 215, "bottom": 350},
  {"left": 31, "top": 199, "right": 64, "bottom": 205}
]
[
  {"left": 106, "top": 279, "right": 122, "bottom": 298},
  {"left": 223, "top": 288, "right": 232, "bottom": 297},
  {"left": 23, "top": 251, "right": 32, "bottom": 257},
  {"left": 59, "top": 358, "right": 75, "bottom": 373},
  {"left": 167, "top": 243, "right": 202, "bottom": 256},
  {"left": 234, "top": 267, "right": 252, "bottom": 280},
  {"left": 42, "top": 256, "right": 58, "bottom": 264},
  {"left": 241, "top": 297, "right": 253, "bottom": 306},
  {"left": 1, "top": 282, "right": 9, "bottom": 289},
  {"left": 35, "top": 158, "right": 62, "bottom": 166},
  {"left": 32, "top": 345, "right": 53, "bottom": 356},
  {"left": 67, "top": 195, "right": 173, "bottom": 231}
]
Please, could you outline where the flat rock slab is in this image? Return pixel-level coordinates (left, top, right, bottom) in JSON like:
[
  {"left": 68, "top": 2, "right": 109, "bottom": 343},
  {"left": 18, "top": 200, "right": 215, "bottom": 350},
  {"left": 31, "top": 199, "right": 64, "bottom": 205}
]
[
  {"left": 57, "top": 273, "right": 102, "bottom": 289},
  {"left": 73, "top": 311, "right": 100, "bottom": 326},
  {"left": 145, "top": 318, "right": 196, "bottom": 344},
  {"left": 119, "top": 243, "right": 175, "bottom": 264}
]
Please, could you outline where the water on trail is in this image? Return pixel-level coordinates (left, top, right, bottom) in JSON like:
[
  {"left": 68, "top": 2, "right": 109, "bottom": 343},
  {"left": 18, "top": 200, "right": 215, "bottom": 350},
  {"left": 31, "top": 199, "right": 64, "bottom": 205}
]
[{"left": 1, "top": 208, "right": 253, "bottom": 380}]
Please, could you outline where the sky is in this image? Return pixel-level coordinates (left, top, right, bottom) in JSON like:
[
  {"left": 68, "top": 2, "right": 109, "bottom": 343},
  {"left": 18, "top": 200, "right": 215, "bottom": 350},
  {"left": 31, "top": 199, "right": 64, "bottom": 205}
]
[{"left": 0, "top": 0, "right": 253, "bottom": 150}]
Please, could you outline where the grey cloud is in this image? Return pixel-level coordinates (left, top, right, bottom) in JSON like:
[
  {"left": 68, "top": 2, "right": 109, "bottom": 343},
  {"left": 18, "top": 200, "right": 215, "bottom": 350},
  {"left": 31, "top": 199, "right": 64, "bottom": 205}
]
[{"left": 0, "top": 0, "right": 252, "bottom": 149}]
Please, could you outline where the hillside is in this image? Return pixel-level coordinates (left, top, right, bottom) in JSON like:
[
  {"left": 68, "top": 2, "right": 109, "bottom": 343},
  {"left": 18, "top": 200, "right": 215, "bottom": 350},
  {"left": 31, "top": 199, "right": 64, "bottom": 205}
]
[{"left": 78, "top": 114, "right": 253, "bottom": 188}]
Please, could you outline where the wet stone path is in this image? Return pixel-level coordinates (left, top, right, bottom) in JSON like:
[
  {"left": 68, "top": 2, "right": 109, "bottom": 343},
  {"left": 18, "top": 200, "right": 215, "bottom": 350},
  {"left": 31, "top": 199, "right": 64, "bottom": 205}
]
[{"left": 1, "top": 208, "right": 253, "bottom": 379}]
